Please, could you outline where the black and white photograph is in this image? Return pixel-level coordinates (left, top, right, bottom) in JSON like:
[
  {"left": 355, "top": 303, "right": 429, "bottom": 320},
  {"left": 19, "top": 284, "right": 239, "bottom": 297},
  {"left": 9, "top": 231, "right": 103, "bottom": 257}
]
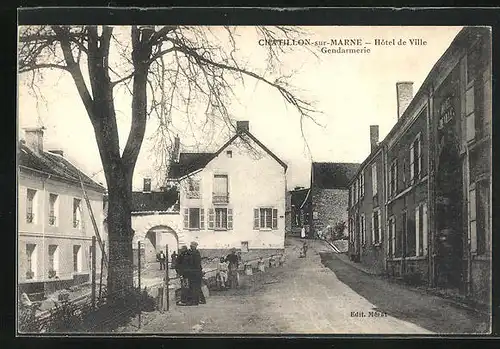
[{"left": 16, "top": 17, "right": 492, "bottom": 335}]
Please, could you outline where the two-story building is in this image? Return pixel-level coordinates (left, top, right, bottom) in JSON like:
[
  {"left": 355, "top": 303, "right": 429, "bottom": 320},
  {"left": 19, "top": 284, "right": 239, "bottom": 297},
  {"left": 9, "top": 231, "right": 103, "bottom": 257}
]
[
  {"left": 348, "top": 126, "right": 386, "bottom": 274},
  {"left": 347, "top": 26, "right": 492, "bottom": 305},
  {"left": 18, "top": 127, "right": 107, "bottom": 297},
  {"left": 166, "top": 121, "right": 287, "bottom": 256}
]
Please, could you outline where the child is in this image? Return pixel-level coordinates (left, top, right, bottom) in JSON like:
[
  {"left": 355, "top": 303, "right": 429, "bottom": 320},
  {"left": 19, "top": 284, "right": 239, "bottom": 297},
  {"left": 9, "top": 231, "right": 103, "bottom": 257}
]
[
  {"left": 217, "top": 257, "right": 229, "bottom": 289},
  {"left": 258, "top": 257, "right": 266, "bottom": 272}
]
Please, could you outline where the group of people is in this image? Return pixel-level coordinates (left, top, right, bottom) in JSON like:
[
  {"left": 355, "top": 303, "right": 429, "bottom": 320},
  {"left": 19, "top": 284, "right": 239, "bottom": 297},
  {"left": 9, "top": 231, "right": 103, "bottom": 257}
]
[
  {"left": 216, "top": 248, "right": 241, "bottom": 289},
  {"left": 174, "top": 241, "right": 206, "bottom": 306}
]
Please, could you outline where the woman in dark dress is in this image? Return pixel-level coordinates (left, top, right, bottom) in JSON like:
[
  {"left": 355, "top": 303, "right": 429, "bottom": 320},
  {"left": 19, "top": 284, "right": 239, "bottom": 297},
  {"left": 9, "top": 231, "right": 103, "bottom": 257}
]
[{"left": 186, "top": 241, "right": 205, "bottom": 305}]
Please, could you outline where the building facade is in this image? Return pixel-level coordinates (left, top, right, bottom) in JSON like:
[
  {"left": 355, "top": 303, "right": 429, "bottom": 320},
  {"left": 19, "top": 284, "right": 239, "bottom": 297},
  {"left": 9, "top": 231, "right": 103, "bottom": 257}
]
[
  {"left": 18, "top": 127, "right": 107, "bottom": 296},
  {"left": 167, "top": 121, "right": 287, "bottom": 255},
  {"left": 348, "top": 127, "right": 386, "bottom": 274},
  {"left": 347, "top": 27, "right": 492, "bottom": 305}
]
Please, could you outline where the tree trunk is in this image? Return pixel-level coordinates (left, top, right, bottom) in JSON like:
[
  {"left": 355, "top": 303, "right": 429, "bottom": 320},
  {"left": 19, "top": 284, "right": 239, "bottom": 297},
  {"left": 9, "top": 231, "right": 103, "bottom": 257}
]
[{"left": 106, "top": 169, "right": 134, "bottom": 300}]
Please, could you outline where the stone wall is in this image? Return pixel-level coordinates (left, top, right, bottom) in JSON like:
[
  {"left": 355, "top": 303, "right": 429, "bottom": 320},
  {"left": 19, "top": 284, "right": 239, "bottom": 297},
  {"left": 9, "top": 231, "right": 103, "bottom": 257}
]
[{"left": 311, "top": 188, "right": 349, "bottom": 235}]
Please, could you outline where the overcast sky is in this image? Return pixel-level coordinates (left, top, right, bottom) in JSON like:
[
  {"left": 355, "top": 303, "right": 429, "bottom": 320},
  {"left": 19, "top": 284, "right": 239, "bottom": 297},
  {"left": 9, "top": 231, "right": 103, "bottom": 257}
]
[{"left": 18, "top": 25, "right": 462, "bottom": 191}]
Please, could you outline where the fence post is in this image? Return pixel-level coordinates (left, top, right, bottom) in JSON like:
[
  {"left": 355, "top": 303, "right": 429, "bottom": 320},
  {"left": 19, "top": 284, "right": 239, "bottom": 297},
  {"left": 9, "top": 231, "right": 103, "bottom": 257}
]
[
  {"left": 138, "top": 241, "right": 141, "bottom": 291},
  {"left": 99, "top": 241, "right": 105, "bottom": 300},
  {"left": 164, "top": 244, "right": 169, "bottom": 311},
  {"left": 91, "top": 236, "right": 96, "bottom": 309}
]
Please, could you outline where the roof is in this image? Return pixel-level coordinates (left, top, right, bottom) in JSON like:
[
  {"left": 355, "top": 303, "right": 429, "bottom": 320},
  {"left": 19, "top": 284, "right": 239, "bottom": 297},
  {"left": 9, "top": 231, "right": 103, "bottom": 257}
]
[
  {"left": 290, "top": 188, "right": 309, "bottom": 208},
  {"left": 168, "top": 153, "right": 214, "bottom": 179},
  {"left": 167, "top": 130, "right": 287, "bottom": 180},
  {"left": 131, "top": 188, "right": 179, "bottom": 212},
  {"left": 311, "top": 162, "right": 360, "bottom": 189},
  {"left": 18, "top": 142, "right": 106, "bottom": 193}
]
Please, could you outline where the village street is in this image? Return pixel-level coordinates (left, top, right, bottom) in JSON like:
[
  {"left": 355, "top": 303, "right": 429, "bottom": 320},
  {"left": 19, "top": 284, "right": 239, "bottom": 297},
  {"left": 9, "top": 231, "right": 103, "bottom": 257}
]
[{"left": 116, "top": 237, "right": 489, "bottom": 334}]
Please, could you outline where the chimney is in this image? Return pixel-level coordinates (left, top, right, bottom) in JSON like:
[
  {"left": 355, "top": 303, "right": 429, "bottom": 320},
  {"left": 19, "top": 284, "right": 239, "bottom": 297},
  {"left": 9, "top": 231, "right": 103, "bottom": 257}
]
[
  {"left": 143, "top": 178, "right": 152, "bottom": 192},
  {"left": 396, "top": 82, "right": 414, "bottom": 119},
  {"left": 172, "top": 135, "right": 180, "bottom": 163},
  {"left": 24, "top": 127, "right": 45, "bottom": 154},
  {"left": 236, "top": 121, "right": 249, "bottom": 133},
  {"left": 370, "top": 125, "right": 379, "bottom": 153},
  {"left": 49, "top": 149, "right": 64, "bottom": 157}
]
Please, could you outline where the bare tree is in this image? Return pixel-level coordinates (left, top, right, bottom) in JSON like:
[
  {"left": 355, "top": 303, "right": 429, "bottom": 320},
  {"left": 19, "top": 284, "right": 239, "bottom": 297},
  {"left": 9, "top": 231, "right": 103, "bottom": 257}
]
[{"left": 18, "top": 25, "right": 320, "bottom": 298}]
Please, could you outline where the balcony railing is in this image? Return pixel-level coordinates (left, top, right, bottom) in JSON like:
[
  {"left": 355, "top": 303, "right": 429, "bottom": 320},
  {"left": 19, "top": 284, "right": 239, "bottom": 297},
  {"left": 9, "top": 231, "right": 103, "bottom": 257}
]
[
  {"left": 48, "top": 215, "right": 57, "bottom": 226},
  {"left": 212, "top": 192, "right": 229, "bottom": 204},
  {"left": 186, "top": 191, "right": 201, "bottom": 199},
  {"left": 26, "top": 212, "right": 34, "bottom": 223}
]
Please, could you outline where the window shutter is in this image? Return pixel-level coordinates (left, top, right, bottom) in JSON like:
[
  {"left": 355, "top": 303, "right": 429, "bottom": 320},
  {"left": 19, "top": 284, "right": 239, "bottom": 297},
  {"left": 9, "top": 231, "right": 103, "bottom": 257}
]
[
  {"left": 422, "top": 203, "right": 428, "bottom": 255},
  {"left": 200, "top": 208, "right": 205, "bottom": 230},
  {"left": 395, "top": 161, "right": 398, "bottom": 193},
  {"left": 272, "top": 209, "right": 278, "bottom": 229},
  {"left": 208, "top": 208, "right": 214, "bottom": 229},
  {"left": 415, "top": 206, "right": 420, "bottom": 256},
  {"left": 410, "top": 143, "right": 415, "bottom": 181},
  {"left": 227, "top": 209, "right": 233, "bottom": 230},
  {"left": 183, "top": 208, "right": 189, "bottom": 229},
  {"left": 377, "top": 210, "right": 381, "bottom": 243},
  {"left": 371, "top": 213, "right": 375, "bottom": 244},
  {"left": 253, "top": 209, "right": 259, "bottom": 229},
  {"left": 418, "top": 136, "right": 423, "bottom": 176},
  {"left": 469, "top": 189, "right": 477, "bottom": 253}
]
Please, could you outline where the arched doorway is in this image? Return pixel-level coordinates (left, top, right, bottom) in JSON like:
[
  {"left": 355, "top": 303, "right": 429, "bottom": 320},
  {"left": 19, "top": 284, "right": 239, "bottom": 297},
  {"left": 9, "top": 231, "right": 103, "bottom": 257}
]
[{"left": 144, "top": 226, "right": 179, "bottom": 263}]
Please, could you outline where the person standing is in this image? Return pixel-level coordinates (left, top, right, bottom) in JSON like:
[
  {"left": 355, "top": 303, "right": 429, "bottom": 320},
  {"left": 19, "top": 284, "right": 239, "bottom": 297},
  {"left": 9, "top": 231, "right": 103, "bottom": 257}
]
[
  {"left": 176, "top": 245, "right": 190, "bottom": 306},
  {"left": 217, "top": 257, "right": 229, "bottom": 289},
  {"left": 300, "top": 225, "right": 306, "bottom": 239},
  {"left": 187, "top": 241, "right": 205, "bottom": 305},
  {"left": 225, "top": 248, "right": 239, "bottom": 289},
  {"left": 158, "top": 250, "right": 166, "bottom": 270},
  {"left": 171, "top": 251, "right": 178, "bottom": 276}
]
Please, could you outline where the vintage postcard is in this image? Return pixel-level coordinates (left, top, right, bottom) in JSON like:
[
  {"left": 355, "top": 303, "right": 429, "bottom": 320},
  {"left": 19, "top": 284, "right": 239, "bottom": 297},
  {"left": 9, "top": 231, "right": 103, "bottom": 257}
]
[{"left": 17, "top": 17, "right": 492, "bottom": 335}]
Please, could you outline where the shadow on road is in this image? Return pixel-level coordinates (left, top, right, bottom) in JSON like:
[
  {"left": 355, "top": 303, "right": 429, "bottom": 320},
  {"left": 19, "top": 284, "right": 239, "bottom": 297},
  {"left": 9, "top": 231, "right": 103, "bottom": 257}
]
[{"left": 319, "top": 252, "right": 490, "bottom": 334}]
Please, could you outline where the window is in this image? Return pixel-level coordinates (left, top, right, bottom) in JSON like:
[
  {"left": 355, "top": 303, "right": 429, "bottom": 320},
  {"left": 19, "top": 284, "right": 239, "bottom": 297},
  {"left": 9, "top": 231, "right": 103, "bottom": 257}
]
[
  {"left": 241, "top": 241, "right": 249, "bottom": 252},
  {"left": 184, "top": 208, "right": 205, "bottom": 230},
  {"left": 371, "top": 209, "right": 381, "bottom": 245},
  {"left": 73, "top": 245, "right": 82, "bottom": 272},
  {"left": 186, "top": 179, "right": 201, "bottom": 199},
  {"left": 49, "top": 194, "right": 58, "bottom": 226},
  {"left": 213, "top": 175, "right": 229, "bottom": 203},
  {"left": 226, "top": 150, "right": 233, "bottom": 158},
  {"left": 360, "top": 171, "right": 365, "bottom": 198},
  {"left": 26, "top": 189, "right": 37, "bottom": 223},
  {"left": 465, "top": 85, "right": 476, "bottom": 142},
  {"left": 388, "top": 216, "right": 396, "bottom": 257},
  {"left": 410, "top": 134, "right": 422, "bottom": 182},
  {"left": 415, "top": 203, "right": 428, "bottom": 257},
  {"left": 208, "top": 208, "right": 233, "bottom": 230},
  {"left": 395, "top": 213, "right": 404, "bottom": 258},
  {"left": 360, "top": 214, "right": 366, "bottom": 246},
  {"left": 471, "top": 180, "right": 490, "bottom": 255},
  {"left": 371, "top": 163, "right": 378, "bottom": 196},
  {"left": 389, "top": 160, "right": 398, "bottom": 197},
  {"left": 26, "top": 244, "right": 37, "bottom": 279},
  {"left": 73, "top": 198, "right": 82, "bottom": 228},
  {"left": 48, "top": 245, "right": 59, "bottom": 276},
  {"left": 353, "top": 181, "right": 357, "bottom": 204},
  {"left": 254, "top": 208, "right": 278, "bottom": 230},
  {"left": 406, "top": 214, "right": 416, "bottom": 257}
]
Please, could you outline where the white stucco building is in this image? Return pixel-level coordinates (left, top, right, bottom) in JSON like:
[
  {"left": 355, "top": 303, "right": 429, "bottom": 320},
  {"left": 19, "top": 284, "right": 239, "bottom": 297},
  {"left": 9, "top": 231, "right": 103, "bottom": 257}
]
[{"left": 166, "top": 121, "right": 287, "bottom": 254}]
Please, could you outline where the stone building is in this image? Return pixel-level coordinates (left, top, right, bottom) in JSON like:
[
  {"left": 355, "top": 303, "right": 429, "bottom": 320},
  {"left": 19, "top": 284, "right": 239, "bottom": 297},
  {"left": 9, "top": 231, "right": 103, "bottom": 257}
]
[{"left": 347, "top": 26, "right": 492, "bottom": 306}]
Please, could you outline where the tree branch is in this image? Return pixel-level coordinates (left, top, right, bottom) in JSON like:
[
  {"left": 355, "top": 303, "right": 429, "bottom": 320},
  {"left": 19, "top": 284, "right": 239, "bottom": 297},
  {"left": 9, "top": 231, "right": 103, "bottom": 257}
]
[{"left": 19, "top": 63, "right": 70, "bottom": 73}]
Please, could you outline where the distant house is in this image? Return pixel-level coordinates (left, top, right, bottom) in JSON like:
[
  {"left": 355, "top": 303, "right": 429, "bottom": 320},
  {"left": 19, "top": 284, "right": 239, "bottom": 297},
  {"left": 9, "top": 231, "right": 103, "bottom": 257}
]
[
  {"left": 166, "top": 121, "right": 287, "bottom": 256},
  {"left": 129, "top": 180, "right": 179, "bottom": 264},
  {"left": 306, "top": 162, "right": 360, "bottom": 238},
  {"left": 289, "top": 187, "right": 310, "bottom": 234},
  {"left": 18, "top": 127, "right": 107, "bottom": 298}
]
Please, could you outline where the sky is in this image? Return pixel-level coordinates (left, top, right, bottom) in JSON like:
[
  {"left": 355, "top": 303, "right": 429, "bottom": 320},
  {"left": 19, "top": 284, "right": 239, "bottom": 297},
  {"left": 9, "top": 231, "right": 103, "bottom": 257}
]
[{"left": 18, "top": 26, "right": 463, "bottom": 191}]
